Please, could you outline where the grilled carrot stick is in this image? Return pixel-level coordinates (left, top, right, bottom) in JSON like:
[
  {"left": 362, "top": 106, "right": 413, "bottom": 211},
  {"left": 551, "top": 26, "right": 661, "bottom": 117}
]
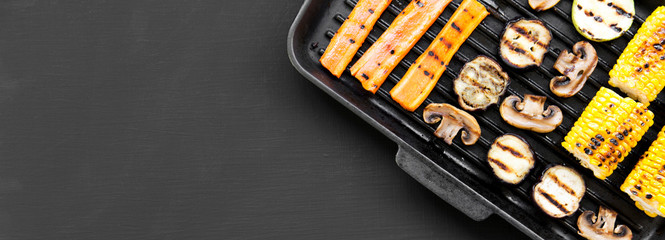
[
  {"left": 390, "top": 0, "right": 488, "bottom": 111},
  {"left": 350, "top": 0, "right": 452, "bottom": 93},
  {"left": 320, "top": 0, "right": 391, "bottom": 77}
]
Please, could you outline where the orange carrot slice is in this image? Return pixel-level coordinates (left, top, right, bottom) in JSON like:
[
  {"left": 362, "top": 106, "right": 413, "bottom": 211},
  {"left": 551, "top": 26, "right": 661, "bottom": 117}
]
[
  {"left": 390, "top": 0, "right": 488, "bottom": 111},
  {"left": 350, "top": 0, "right": 452, "bottom": 93},
  {"left": 320, "top": 0, "right": 391, "bottom": 77}
]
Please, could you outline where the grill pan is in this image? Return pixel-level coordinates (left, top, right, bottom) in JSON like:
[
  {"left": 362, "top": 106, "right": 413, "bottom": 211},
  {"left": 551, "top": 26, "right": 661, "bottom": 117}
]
[{"left": 287, "top": 0, "right": 665, "bottom": 239}]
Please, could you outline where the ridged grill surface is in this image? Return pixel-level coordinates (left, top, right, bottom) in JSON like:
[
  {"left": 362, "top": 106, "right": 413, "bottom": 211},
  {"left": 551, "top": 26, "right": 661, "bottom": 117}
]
[{"left": 312, "top": 0, "right": 665, "bottom": 239}]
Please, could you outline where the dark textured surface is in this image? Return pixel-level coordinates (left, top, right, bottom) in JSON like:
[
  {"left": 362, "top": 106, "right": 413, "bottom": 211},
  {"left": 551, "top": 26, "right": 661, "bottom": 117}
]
[{"left": 0, "top": 1, "right": 528, "bottom": 239}]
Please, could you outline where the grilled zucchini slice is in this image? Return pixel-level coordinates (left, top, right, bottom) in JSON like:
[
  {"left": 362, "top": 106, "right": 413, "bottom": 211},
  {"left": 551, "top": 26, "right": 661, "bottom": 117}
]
[{"left": 572, "top": 0, "right": 634, "bottom": 42}]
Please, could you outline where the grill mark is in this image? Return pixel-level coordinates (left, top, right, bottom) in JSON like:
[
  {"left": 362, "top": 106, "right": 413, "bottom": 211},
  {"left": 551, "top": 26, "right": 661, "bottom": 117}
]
[
  {"left": 488, "top": 157, "right": 512, "bottom": 173},
  {"left": 509, "top": 25, "right": 547, "bottom": 48},
  {"left": 546, "top": 172, "right": 577, "bottom": 196},
  {"left": 495, "top": 141, "right": 524, "bottom": 158},
  {"left": 539, "top": 190, "right": 570, "bottom": 215},
  {"left": 451, "top": 22, "right": 461, "bottom": 32},
  {"left": 607, "top": 2, "right": 634, "bottom": 18},
  {"left": 505, "top": 42, "right": 536, "bottom": 61}
]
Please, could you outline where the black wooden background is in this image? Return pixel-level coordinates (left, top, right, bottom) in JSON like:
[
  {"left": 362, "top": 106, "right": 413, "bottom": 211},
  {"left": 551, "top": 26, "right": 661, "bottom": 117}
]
[{"left": 0, "top": 1, "right": 529, "bottom": 239}]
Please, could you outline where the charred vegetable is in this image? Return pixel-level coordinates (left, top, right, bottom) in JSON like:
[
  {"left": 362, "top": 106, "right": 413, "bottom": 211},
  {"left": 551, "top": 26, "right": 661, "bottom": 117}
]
[
  {"left": 529, "top": 0, "right": 560, "bottom": 11},
  {"left": 577, "top": 206, "right": 633, "bottom": 240},
  {"left": 500, "top": 94, "right": 563, "bottom": 133},
  {"left": 351, "top": 0, "right": 452, "bottom": 93},
  {"left": 609, "top": 6, "right": 665, "bottom": 104},
  {"left": 500, "top": 19, "right": 552, "bottom": 68},
  {"left": 390, "top": 0, "right": 489, "bottom": 111},
  {"left": 550, "top": 41, "right": 598, "bottom": 98},
  {"left": 453, "top": 56, "right": 509, "bottom": 111},
  {"left": 562, "top": 87, "right": 653, "bottom": 180},
  {"left": 487, "top": 134, "right": 535, "bottom": 184},
  {"left": 533, "top": 165, "right": 585, "bottom": 218},
  {"left": 423, "top": 103, "right": 481, "bottom": 145},
  {"left": 572, "top": 0, "right": 634, "bottom": 42},
  {"left": 621, "top": 125, "right": 665, "bottom": 217},
  {"left": 320, "top": 0, "right": 392, "bottom": 77}
]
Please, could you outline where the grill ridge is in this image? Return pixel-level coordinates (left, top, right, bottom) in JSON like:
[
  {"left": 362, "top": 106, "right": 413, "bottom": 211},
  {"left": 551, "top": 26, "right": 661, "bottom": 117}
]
[{"left": 311, "top": 0, "right": 665, "bottom": 238}]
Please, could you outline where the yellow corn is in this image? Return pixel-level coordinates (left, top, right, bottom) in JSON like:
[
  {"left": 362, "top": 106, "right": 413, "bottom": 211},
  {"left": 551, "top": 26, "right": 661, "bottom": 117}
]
[
  {"left": 609, "top": 6, "right": 665, "bottom": 104},
  {"left": 562, "top": 87, "right": 654, "bottom": 180},
  {"left": 621, "top": 126, "right": 665, "bottom": 217}
]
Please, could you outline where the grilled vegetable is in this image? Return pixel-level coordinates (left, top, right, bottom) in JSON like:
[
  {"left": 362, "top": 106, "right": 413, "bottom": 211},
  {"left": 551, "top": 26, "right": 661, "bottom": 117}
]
[
  {"left": 499, "top": 94, "right": 562, "bottom": 133},
  {"left": 320, "top": 0, "right": 392, "bottom": 77},
  {"left": 453, "top": 56, "right": 509, "bottom": 111},
  {"left": 500, "top": 19, "right": 552, "bottom": 68},
  {"left": 423, "top": 103, "right": 481, "bottom": 145},
  {"left": 621, "top": 125, "right": 665, "bottom": 218},
  {"left": 577, "top": 206, "right": 633, "bottom": 240},
  {"left": 487, "top": 134, "right": 535, "bottom": 184},
  {"left": 550, "top": 41, "right": 598, "bottom": 98},
  {"left": 350, "top": 0, "right": 452, "bottom": 93},
  {"left": 529, "top": 0, "right": 560, "bottom": 12},
  {"left": 533, "top": 165, "right": 585, "bottom": 218},
  {"left": 609, "top": 6, "right": 665, "bottom": 104},
  {"left": 390, "top": 0, "right": 488, "bottom": 111},
  {"left": 572, "top": 0, "right": 634, "bottom": 42},
  {"left": 562, "top": 87, "right": 653, "bottom": 180}
]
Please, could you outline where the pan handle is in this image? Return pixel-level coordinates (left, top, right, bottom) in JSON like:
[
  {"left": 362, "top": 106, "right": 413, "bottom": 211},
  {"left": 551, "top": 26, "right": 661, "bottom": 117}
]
[{"left": 395, "top": 145, "right": 494, "bottom": 221}]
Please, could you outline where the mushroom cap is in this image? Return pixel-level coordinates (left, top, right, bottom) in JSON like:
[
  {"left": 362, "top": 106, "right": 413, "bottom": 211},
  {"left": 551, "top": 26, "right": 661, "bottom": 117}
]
[
  {"left": 528, "top": 0, "right": 560, "bottom": 11},
  {"left": 423, "top": 103, "right": 481, "bottom": 145},
  {"left": 499, "top": 94, "right": 563, "bottom": 133},
  {"left": 550, "top": 41, "right": 598, "bottom": 98},
  {"left": 577, "top": 206, "right": 633, "bottom": 240}
]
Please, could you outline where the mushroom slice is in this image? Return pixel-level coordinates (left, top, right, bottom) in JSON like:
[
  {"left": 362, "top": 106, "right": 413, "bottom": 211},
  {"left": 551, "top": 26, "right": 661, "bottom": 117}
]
[
  {"left": 533, "top": 165, "right": 586, "bottom": 218},
  {"left": 550, "top": 41, "right": 598, "bottom": 98},
  {"left": 454, "top": 56, "right": 510, "bottom": 111},
  {"left": 499, "top": 94, "right": 563, "bottom": 133},
  {"left": 578, "top": 206, "right": 633, "bottom": 240},
  {"left": 529, "top": 0, "right": 560, "bottom": 11},
  {"left": 500, "top": 19, "right": 552, "bottom": 68},
  {"left": 487, "top": 134, "right": 535, "bottom": 184},
  {"left": 423, "top": 103, "right": 481, "bottom": 145}
]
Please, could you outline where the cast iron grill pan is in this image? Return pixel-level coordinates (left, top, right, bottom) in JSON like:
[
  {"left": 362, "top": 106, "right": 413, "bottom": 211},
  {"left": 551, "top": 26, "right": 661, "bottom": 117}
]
[{"left": 288, "top": 0, "right": 665, "bottom": 239}]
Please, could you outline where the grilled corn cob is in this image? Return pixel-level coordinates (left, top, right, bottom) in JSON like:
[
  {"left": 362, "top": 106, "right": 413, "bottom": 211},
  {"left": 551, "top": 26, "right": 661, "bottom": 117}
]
[
  {"left": 562, "top": 87, "right": 654, "bottom": 179},
  {"left": 609, "top": 6, "right": 665, "bottom": 104},
  {"left": 621, "top": 126, "right": 665, "bottom": 217}
]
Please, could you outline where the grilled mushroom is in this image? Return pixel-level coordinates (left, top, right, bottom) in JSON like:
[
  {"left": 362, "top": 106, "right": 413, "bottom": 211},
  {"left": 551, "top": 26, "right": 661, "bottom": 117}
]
[
  {"left": 423, "top": 103, "right": 481, "bottom": 145},
  {"left": 500, "top": 19, "right": 552, "bottom": 68},
  {"left": 577, "top": 206, "right": 633, "bottom": 240},
  {"left": 533, "top": 165, "right": 585, "bottom": 218},
  {"left": 550, "top": 41, "right": 598, "bottom": 98},
  {"left": 454, "top": 56, "right": 510, "bottom": 111},
  {"left": 487, "top": 134, "right": 535, "bottom": 184},
  {"left": 499, "top": 94, "right": 563, "bottom": 133},
  {"left": 529, "top": 0, "right": 560, "bottom": 11}
]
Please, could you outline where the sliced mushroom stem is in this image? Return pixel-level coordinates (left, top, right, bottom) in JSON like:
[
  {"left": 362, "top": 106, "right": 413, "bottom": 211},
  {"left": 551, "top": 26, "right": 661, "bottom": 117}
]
[
  {"left": 500, "top": 94, "right": 563, "bottom": 133},
  {"left": 550, "top": 41, "right": 598, "bottom": 98},
  {"left": 423, "top": 103, "right": 481, "bottom": 145},
  {"left": 577, "top": 206, "right": 633, "bottom": 240},
  {"left": 529, "top": 0, "right": 560, "bottom": 11}
]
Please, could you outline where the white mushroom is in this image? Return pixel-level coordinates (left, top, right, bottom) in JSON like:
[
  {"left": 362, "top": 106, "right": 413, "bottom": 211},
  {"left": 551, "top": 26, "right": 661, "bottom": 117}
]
[
  {"left": 423, "top": 103, "right": 481, "bottom": 145},
  {"left": 577, "top": 206, "right": 633, "bottom": 240},
  {"left": 499, "top": 94, "right": 563, "bottom": 133},
  {"left": 529, "top": 0, "right": 560, "bottom": 11},
  {"left": 550, "top": 41, "right": 598, "bottom": 98}
]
